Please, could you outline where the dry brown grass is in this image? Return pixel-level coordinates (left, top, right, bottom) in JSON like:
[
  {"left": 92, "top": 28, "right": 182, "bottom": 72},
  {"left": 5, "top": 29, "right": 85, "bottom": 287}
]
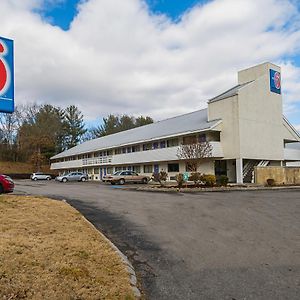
[
  {"left": 0, "top": 195, "right": 135, "bottom": 300},
  {"left": 0, "top": 162, "right": 52, "bottom": 174}
]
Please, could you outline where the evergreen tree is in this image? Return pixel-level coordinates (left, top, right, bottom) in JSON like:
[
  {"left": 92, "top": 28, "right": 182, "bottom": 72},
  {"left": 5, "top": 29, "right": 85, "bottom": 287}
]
[
  {"left": 92, "top": 114, "right": 154, "bottom": 137},
  {"left": 64, "top": 105, "right": 86, "bottom": 149}
]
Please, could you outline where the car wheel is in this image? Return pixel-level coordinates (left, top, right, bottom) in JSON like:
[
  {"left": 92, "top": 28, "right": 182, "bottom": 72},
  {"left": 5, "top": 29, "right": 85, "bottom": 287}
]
[
  {"left": 142, "top": 178, "right": 148, "bottom": 184},
  {"left": 119, "top": 178, "right": 125, "bottom": 185},
  {"left": 46, "top": 177, "right": 51, "bottom": 181},
  {"left": 62, "top": 178, "right": 68, "bottom": 183},
  {"left": 81, "top": 177, "right": 86, "bottom": 182},
  {"left": 0, "top": 184, "right": 3, "bottom": 194},
  {"left": 33, "top": 177, "right": 38, "bottom": 181}
]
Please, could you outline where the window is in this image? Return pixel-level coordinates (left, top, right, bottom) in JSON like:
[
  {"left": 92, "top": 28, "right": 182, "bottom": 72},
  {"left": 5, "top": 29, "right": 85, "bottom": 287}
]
[
  {"left": 153, "top": 142, "right": 159, "bottom": 149},
  {"left": 115, "top": 166, "right": 122, "bottom": 172},
  {"left": 185, "top": 162, "right": 197, "bottom": 172},
  {"left": 132, "top": 165, "right": 141, "bottom": 173},
  {"left": 94, "top": 168, "right": 99, "bottom": 174},
  {"left": 132, "top": 145, "right": 140, "bottom": 152},
  {"left": 115, "top": 148, "right": 121, "bottom": 155},
  {"left": 199, "top": 134, "right": 206, "bottom": 142},
  {"left": 127, "top": 147, "right": 132, "bottom": 153},
  {"left": 183, "top": 135, "right": 197, "bottom": 145},
  {"left": 167, "top": 138, "right": 179, "bottom": 147},
  {"left": 107, "top": 167, "right": 113, "bottom": 174},
  {"left": 122, "top": 148, "right": 126, "bottom": 154},
  {"left": 168, "top": 163, "right": 179, "bottom": 172},
  {"left": 144, "top": 165, "right": 153, "bottom": 173},
  {"left": 160, "top": 141, "right": 166, "bottom": 148},
  {"left": 143, "top": 143, "right": 152, "bottom": 151}
]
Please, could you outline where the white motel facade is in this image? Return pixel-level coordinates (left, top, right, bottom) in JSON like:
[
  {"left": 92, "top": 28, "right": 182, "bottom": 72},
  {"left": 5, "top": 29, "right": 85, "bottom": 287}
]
[{"left": 50, "top": 63, "right": 300, "bottom": 183}]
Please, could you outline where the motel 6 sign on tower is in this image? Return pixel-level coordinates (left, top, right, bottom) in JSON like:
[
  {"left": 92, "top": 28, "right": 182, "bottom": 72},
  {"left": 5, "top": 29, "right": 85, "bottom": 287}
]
[{"left": 0, "top": 36, "right": 14, "bottom": 113}]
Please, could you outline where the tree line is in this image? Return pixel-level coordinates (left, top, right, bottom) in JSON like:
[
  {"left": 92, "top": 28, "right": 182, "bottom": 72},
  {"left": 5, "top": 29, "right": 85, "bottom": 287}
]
[{"left": 0, "top": 103, "right": 153, "bottom": 168}]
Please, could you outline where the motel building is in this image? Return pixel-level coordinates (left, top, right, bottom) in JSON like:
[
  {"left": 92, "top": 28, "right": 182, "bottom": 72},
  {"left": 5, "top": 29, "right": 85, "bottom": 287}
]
[{"left": 50, "top": 62, "right": 300, "bottom": 184}]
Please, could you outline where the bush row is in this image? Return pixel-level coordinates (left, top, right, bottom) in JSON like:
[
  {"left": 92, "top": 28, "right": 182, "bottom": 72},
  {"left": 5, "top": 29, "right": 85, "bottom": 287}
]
[{"left": 151, "top": 171, "right": 229, "bottom": 188}]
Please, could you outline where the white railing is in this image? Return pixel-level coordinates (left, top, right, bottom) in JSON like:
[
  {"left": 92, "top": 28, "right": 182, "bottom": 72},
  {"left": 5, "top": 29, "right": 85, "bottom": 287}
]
[
  {"left": 82, "top": 156, "right": 112, "bottom": 166},
  {"left": 51, "top": 156, "right": 113, "bottom": 170},
  {"left": 51, "top": 142, "right": 224, "bottom": 170},
  {"left": 51, "top": 159, "right": 83, "bottom": 170}
]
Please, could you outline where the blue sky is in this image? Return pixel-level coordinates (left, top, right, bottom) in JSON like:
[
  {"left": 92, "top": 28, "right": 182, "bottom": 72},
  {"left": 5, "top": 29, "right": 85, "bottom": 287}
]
[
  {"left": 40, "top": 0, "right": 212, "bottom": 129},
  {"left": 42, "top": 0, "right": 209, "bottom": 29},
  {"left": 38, "top": 0, "right": 300, "bottom": 128},
  {"left": 2, "top": 0, "right": 300, "bottom": 130}
]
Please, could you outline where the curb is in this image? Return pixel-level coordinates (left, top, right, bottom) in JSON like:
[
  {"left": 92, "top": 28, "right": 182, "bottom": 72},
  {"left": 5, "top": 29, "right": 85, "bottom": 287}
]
[
  {"left": 62, "top": 200, "right": 141, "bottom": 299},
  {"left": 134, "top": 185, "right": 300, "bottom": 193}
]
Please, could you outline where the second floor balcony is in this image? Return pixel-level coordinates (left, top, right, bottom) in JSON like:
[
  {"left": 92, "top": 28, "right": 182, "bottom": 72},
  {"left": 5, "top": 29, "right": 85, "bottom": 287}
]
[{"left": 51, "top": 141, "right": 224, "bottom": 170}]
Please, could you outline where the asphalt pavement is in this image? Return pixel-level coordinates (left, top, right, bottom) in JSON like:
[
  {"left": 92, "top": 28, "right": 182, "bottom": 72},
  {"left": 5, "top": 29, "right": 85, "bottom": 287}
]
[{"left": 13, "top": 180, "right": 300, "bottom": 300}]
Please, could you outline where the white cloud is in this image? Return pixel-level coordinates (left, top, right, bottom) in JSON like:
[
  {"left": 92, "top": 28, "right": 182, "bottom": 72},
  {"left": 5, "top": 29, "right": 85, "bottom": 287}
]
[{"left": 1, "top": 0, "right": 300, "bottom": 123}]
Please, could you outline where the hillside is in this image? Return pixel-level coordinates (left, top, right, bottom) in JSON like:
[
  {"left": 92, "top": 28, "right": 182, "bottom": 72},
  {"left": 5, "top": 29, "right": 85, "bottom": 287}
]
[{"left": 0, "top": 162, "right": 52, "bottom": 174}]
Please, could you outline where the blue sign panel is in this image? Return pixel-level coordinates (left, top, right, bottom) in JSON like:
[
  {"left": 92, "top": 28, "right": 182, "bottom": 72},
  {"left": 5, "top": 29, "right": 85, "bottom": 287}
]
[
  {"left": 0, "top": 36, "right": 14, "bottom": 113},
  {"left": 270, "top": 69, "right": 281, "bottom": 94}
]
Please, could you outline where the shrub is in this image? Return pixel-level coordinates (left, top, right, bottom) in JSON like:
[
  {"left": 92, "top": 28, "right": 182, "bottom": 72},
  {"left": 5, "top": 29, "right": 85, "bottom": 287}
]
[
  {"left": 219, "top": 175, "right": 229, "bottom": 186},
  {"left": 189, "top": 172, "right": 201, "bottom": 186},
  {"left": 151, "top": 171, "right": 168, "bottom": 186},
  {"left": 175, "top": 173, "right": 184, "bottom": 188},
  {"left": 200, "top": 174, "right": 216, "bottom": 187},
  {"left": 266, "top": 178, "right": 275, "bottom": 186}
]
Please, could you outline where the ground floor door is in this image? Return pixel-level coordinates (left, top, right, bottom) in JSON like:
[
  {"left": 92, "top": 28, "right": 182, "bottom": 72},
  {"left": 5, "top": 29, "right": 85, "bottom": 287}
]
[
  {"left": 100, "top": 167, "right": 107, "bottom": 180},
  {"left": 215, "top": 160, "right": 227, "bottom": 177}
]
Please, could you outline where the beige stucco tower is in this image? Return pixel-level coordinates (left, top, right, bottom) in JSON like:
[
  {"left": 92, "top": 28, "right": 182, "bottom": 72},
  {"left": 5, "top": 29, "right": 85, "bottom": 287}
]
[{"left": 208, "top": 62, "right": 287, "bottom": 183}]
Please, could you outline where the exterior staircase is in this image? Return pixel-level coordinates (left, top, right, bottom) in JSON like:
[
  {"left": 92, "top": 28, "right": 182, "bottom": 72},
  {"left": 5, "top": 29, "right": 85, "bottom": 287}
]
[
  {"left": 243, "top": 160, "right": 269, "bottom": 183},
  {"left": 251, "top": 160, "right": 269, "bottom": 183}
]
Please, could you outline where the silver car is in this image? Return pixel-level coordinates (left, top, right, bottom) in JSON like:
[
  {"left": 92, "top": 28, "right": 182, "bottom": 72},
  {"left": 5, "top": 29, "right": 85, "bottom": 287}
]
[
  {"left": 56, "top": 172, "right": 88, "bottom": 183},
  {"left": 31, "top": 172, "right": 52, "bottom": 181}
]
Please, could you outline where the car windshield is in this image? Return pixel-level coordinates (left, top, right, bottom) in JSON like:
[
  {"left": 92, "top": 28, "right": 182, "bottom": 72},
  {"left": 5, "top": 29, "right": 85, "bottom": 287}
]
[{"left": 113, "top": 171, "right": 122, "bottom": 175}]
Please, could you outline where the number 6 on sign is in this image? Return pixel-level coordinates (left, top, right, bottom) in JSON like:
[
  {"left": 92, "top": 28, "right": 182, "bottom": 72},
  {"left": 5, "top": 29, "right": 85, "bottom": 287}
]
[{"left": 0, "top": 36, "right": 14, "bottom": 113}]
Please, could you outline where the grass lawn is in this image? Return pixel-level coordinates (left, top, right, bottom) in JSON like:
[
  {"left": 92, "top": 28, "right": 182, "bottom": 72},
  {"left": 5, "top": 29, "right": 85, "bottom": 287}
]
[{"left": 0, "top": 195, "right": 134, "bottom": 300}]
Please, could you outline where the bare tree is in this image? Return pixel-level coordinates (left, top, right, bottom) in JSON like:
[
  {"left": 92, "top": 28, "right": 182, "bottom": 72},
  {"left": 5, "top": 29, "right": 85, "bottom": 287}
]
[{"left": 176, "top": 141, "right": 213, "bottom": 172}]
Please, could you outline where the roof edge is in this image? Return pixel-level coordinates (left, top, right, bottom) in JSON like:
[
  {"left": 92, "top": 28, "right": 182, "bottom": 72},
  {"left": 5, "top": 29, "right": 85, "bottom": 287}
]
[
  {"left": 208, "top": 81, "right": 253, "bottom": 104},
  {"left": 50, "top": 121, "right": 220, "bottom": 160},
  {"left": 283, "top": 116, "right": 300, "bottom": 141}
]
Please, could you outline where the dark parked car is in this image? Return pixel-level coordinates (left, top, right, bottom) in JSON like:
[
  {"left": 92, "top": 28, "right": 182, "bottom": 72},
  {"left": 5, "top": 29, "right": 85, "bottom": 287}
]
[
  {"left": 56, "top": 172, "right": 88, "bottom": 183},
  {"left": 0, "top": 174, "right": 14, "bottom": 194}
]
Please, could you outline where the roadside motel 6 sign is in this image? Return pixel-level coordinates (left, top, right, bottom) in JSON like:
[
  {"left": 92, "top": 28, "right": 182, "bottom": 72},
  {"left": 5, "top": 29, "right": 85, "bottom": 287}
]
[
  {"left": 0, "top": 36, "right": 14, "bottom": 113},
  {"left": 270, "top": 69, "right": 281, "bottom": 95}
]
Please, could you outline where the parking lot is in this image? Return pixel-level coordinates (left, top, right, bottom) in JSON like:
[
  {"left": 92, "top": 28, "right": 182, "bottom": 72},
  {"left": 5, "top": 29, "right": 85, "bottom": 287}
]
[{"left": 14, "top": 180, "right": 300, "bottom": 300}]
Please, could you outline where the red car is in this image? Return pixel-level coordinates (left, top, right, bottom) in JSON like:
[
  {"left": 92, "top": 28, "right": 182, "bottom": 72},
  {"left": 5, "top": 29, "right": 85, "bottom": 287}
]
[{"left": 0, "top": 174, "right": 14, "bottom": 194}]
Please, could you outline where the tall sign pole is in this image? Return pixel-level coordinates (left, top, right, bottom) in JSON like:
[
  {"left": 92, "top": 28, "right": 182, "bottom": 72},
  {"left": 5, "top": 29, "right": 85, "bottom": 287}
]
[{"left": 0, "top": 36, "right": 14, "bottom": 113}]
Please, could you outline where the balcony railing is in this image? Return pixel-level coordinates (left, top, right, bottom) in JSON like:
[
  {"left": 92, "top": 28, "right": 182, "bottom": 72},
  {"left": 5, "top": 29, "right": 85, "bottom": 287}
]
[
  {"left": 83, "top": 156, "right": 112, "bottom": 166},
  {"left": 51, "top": 142, "right": 224, "bottom": 170}
]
